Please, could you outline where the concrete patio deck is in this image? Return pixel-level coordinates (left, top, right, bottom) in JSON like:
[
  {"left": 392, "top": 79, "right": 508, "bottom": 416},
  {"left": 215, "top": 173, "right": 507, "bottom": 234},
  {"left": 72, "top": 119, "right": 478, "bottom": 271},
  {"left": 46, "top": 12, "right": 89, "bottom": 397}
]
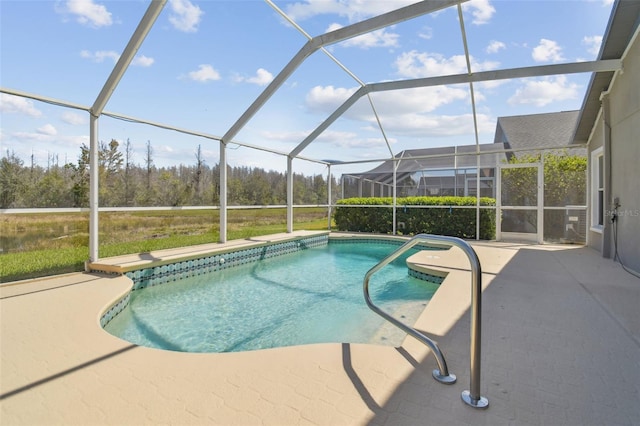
[{"left": 1, "top": 235, "right": 639, "bottom": 425}]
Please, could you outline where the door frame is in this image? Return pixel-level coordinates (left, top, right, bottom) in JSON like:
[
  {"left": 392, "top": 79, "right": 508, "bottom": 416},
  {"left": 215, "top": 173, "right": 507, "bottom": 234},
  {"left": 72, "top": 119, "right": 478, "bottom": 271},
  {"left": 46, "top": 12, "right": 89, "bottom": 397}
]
[{"left": 496, "top": 163, "right": 543, "bottom": 243}]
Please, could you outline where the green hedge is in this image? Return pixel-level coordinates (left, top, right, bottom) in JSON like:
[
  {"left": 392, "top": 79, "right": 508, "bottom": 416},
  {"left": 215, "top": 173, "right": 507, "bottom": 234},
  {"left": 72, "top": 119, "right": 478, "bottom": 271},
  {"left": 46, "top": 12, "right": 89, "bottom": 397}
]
[{"left": 334, "top": 196, "right": 496, "bottom": 240}]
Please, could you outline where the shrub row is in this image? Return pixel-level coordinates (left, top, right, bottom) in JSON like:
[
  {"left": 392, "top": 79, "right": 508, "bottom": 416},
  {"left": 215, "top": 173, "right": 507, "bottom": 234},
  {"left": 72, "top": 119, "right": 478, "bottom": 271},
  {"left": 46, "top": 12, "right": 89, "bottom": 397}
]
[{"left": 334, "top": 196, "right": 496, "bottom": 240}]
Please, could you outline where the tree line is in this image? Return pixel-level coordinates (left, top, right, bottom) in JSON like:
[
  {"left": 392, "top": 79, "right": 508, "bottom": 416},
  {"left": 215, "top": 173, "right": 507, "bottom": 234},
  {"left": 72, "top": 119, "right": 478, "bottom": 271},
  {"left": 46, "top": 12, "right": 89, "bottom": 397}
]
[{"left": 0, "top": 140, "right": 339, "bottom": 209}]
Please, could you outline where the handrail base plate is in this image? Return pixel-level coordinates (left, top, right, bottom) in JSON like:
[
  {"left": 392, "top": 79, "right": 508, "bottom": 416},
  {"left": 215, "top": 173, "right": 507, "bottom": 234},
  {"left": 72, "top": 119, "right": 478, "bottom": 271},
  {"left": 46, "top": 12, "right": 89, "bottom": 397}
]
[
  {"left": 432, "top": 370, "right": 456, "bottom": 384},
  {"left": 461, "top": 390, "right": 489, "bottom": 409}
]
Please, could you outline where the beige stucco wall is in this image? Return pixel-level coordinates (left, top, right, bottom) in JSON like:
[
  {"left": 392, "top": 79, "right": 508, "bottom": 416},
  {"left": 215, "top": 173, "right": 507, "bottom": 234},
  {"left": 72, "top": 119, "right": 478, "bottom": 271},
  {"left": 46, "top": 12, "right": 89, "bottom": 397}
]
[
  {"left": 588, "top": 29, "right": 640, "bottom": 272},
  {"left": 609, "top": 31, "right": 640, "bottom": 273}
]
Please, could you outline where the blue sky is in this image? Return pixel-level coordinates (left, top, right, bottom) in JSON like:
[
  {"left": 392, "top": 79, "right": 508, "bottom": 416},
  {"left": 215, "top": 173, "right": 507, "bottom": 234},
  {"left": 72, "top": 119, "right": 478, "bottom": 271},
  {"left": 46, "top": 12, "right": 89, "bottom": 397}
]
[{"left": 1, "top": 0, "right": 614, "bottom": 176}]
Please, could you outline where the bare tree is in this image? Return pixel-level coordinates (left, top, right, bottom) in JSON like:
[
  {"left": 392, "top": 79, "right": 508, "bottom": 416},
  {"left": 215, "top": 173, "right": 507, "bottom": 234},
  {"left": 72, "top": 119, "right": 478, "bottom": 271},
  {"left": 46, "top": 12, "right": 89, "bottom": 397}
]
[
  {"left": 123, "top": 138, "right": 134, "bottom": 206},
  {"left": 145, "top": 140, "right": 154, "bottom": 191}
]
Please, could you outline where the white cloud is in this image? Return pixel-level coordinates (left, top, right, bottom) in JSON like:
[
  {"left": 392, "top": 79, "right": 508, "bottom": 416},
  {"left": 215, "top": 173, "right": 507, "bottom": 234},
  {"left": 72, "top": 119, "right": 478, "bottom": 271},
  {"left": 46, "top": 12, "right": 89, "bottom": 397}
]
[
  {"left": 532, "top": 39, "right": 564, "bottom": 63},
  {"left": 304, "top": 84, "right": 481, "bottom": 136},
  {"left": 235, "top": 68, "right": 274, "bottom": 86},
  {"left": 285, "top": 0, "right": 416, "bottom": 22},
  {"left": 187, "top": 64, "right": 221, "bottom": 82},
  {"left": 328, "top": 23, "right": 399, "bottom": 49},
  {"left": 508, "top": 76, "right": 579, "bottom": 107},
  {"left": 305, "top": 85, "right": 358, "bottom": 114},
  {"left": 372, "top": 88, "right": 469, "bottom": 116},
  {"left": 370, "top": 88, "right": 471, "bottom": 118},
  {"left": 63, "top": 0, "right": 112, "bottom": 28},
  {"left": 260, "top": 129, "right": 309, "bottom": 143},
  {"left": 418, "top": 26, "right": 433, "bottom": 40},
  {"left": 0, "top": 94, "right": 42, "bottom": 117},
  {"left": 248, "top": 68, "right": 274, "bottom": 86},
  {"left": 37, "top": 124, "right": 57, "bottom": 136},
  {"left": 486, "top": 40, "right": 506, "bottom": 54},
  {"left": 61, "top": 111, "right": 86, "bottom": 125},
  {"left": 373, "top": 112, "right": 495, "bottom": 137},
  {"left": 583, "top": 35, "right": 603, "bottom": 56},
  {"left": 132, "top": 55, "right": 155, "bottom": 67},
  {"left": 284, "top": 0, "right": 347, "bottom": 21},
  {"left": 394, "top": 50, "right": 499, "bottom": 78},
  {"left": 317, "top": 132, "right": 392, "bottom": 150},
  {"left": 12, "top": 131, "right": 55, "bottom": 143},
  {"left": 168, "top": 0, "right": 203, "bottom": 33},
  {"left": 462, "top": 0, "right": 496, "bottom": 25},
  {"left": 80, "top": 49, "right": 119, "bottom": 63},
  {"left": 80, "top": 50, "right": 153, "bottom": 66},
  {"left": 477, "top": 79, "right": 508, "bottom": 90},
  {"left": 260, "top": 128, "right": 392, "bottom": 151}
]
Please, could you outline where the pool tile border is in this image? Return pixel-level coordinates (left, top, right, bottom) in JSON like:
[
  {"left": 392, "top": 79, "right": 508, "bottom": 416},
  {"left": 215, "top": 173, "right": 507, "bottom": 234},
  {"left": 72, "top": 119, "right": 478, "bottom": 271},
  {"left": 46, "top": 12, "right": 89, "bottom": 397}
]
[
  {"left": 125, "top": 234, "right": 328, "bottom": 291},
  {"left": 99, "top": 234, "right": 443, "bottom": 328}
]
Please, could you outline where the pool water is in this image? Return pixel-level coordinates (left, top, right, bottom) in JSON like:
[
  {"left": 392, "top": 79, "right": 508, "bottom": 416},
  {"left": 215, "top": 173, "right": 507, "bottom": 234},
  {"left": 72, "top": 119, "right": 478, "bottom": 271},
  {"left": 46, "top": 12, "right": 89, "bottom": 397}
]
[{"left": 104, "top": 242, "right": 440, "bottom": 352}]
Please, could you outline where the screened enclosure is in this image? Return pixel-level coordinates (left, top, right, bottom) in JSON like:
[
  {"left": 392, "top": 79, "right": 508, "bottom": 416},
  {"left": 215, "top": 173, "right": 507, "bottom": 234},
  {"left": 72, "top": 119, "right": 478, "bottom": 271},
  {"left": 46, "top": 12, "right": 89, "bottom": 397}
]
[{"left": 1, "top": 0, "right": 619, "bottom": 262}]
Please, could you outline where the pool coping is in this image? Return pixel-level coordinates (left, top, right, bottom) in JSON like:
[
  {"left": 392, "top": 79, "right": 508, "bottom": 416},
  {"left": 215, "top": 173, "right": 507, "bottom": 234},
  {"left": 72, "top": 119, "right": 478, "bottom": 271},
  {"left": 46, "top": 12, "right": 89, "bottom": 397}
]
[{"left": 86, "top": 230, "right": 332, "bottom": 274}]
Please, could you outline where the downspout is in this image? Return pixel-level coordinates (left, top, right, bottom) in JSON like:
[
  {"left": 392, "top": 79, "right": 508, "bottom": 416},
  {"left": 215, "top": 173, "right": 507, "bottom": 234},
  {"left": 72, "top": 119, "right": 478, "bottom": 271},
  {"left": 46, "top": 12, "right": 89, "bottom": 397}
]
[{"left": 601, "top": 92, "right": 612, "bottom": 258}]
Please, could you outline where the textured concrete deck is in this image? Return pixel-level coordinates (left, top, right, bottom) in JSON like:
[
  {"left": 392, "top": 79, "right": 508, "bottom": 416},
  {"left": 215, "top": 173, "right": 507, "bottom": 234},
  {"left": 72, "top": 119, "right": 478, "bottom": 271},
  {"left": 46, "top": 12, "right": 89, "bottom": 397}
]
[{"left": 1, "top": 236, "right": 639, "bottom": 425}]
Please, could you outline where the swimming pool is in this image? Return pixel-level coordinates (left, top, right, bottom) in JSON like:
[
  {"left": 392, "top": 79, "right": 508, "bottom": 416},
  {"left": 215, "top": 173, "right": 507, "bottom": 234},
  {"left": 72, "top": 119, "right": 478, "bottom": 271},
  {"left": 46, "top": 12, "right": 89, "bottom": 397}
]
[{"left": 104, "top": 239, "right": 442, "bottom": 352}]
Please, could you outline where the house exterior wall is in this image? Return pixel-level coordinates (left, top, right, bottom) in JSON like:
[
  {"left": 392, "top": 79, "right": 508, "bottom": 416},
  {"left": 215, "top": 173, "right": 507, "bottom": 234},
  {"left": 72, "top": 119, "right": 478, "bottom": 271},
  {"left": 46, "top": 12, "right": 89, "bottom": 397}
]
[
  {"left": 608, "top": 31, "right": 640, "bottom": 273},
  {"left": 588, "top": 30, "right": 640, "bottom": 273}
]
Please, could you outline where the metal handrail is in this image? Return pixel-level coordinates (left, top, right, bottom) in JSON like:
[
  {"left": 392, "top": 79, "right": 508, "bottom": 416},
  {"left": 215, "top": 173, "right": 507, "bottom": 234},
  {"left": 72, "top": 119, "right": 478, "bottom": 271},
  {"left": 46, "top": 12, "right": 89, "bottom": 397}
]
[{"left": 363, "top": 233, "right": 489, "bottom": 409}]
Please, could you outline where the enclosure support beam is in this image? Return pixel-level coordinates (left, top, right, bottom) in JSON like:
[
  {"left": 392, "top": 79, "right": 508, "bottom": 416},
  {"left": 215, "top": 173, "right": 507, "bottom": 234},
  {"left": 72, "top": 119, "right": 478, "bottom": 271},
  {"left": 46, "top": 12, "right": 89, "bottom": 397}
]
[
  {"left": 219, "top": 142, "right": 227, "bottom": 243},
  {"left": 327, "top": 165, "right": 333, "bottom": 230},
  {"left": 223, "top": 0, "right": 462, "bottom": 147},
  {"left": 87, "top": 0, "right": 167, "bottom": 261},
  {"left": 90, "top": 1, "right": 166, "bottom": 116},
  {"left": 287, "top": 157, "right": 294, "bottom": 233},
  {"left": 392, "top": 161, "right": 398, "bottom": 235},
  {"left": 476, "top": 154, "right": 481, "bottom": 240},
  {"left": 88, "top": 115, "right": 99, "bottom": 263},
  {"left": 294, "top": 60, "right": 621, "bottom": 159}
]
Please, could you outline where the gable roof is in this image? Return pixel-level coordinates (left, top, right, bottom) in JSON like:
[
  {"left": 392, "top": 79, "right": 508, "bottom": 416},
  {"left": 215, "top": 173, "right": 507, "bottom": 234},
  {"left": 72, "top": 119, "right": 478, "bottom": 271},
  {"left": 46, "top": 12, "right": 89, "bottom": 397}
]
[
  {"left": 494, "top": 110, "right": 580, "bottom": 153},
  {"left": 573, "top": 0, "right": 640, "bottom": 143},
  {"left": 345, "top": 143, "right": 506, "bottom": 184}
]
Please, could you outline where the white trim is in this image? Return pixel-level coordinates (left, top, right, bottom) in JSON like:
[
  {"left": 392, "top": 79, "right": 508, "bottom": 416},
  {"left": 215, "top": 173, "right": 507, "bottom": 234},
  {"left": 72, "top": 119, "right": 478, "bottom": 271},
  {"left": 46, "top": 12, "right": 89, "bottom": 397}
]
[
  {"left": 586, "top": 107, "right": 603, "bottom": 147},
  {"left": 590, "top": 225, "right": 603, "bottom": 234},
  {"left": 590, "top": 146, "right": 604, "bottom": 232}
]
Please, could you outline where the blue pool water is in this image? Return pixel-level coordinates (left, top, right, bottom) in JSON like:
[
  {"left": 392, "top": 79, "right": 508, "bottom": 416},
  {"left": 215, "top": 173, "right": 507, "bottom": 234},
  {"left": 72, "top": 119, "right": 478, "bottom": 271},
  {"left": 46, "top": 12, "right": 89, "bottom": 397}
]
[{"left": 104, "top": 241, "right": 440, "bottom": 352}]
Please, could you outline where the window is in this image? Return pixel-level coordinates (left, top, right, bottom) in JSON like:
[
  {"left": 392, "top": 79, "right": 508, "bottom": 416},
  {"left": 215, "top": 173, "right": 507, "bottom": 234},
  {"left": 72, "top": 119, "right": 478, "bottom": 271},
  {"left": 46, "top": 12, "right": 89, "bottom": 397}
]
[{"left": 591, "top": 147, "right": 604, "bottom": 231}]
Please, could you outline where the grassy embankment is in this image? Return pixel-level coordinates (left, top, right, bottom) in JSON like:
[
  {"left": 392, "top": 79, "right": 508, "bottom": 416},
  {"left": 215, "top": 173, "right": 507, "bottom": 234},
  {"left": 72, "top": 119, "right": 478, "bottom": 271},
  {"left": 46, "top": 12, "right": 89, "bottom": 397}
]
[{"left": 1, "top": 208, "right": 331, "bottom": 283}]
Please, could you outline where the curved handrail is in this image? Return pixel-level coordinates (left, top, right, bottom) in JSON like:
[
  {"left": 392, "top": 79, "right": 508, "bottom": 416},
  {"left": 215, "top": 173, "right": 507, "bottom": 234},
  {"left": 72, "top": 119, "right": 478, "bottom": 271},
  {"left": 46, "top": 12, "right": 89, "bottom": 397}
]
[{"left": 363, "top": 233, "right": 488, "bottom": 408}]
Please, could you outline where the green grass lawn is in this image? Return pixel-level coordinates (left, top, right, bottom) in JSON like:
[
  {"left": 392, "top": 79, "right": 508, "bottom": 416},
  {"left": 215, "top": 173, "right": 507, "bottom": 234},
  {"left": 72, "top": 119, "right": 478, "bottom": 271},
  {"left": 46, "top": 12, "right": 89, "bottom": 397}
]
[{"left": 1, "top": 208, "right": 331, "bottom": 282}]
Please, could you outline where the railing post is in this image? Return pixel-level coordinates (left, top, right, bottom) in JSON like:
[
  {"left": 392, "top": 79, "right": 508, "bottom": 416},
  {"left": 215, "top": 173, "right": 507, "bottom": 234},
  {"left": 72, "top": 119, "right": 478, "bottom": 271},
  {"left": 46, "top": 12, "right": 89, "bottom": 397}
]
[
  {"left": 363, "top": 233, "right": 489, "bottom": 408},
  {"left": 455, "top": 238, "right": 489, "bottom": 409}
]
